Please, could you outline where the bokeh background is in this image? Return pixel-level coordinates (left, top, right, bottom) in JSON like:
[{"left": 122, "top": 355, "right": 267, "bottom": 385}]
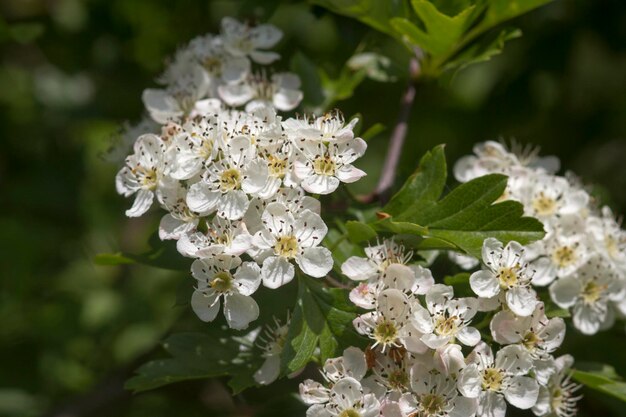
[{"left": 1, "top": 0, "right": 626, "bottom": 416}]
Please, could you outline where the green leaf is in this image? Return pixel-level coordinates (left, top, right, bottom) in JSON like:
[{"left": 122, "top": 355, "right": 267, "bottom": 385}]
[
  {"left": 310, "top": 0, "right": 412, "bottom": 41},
  {"left": 573, "top": 363, "right": 626, "bottom": 403},
  {"left": 378, "top": 146, "right": 545, "bottom": 258},
  {"left": 390, "top": 1, "right": 476, "bottom": 56},
  {"left": 345, "top": 220, "right": 377, "bottom": 243},
  {"left": 280, "top": 276, "right": 364, "bottom": 373},
  {"left": 443, "top": 272, "right": 470, "bottom": 286},
  {"left": 125, "top": 330, "right": 262, "bottom": 394},
  {"left": 478, "top": 0, "right": 554, "bottom": 34},
  {"left": 94, "top": 233, "right": 191, "bottom": 271},
  {"left": 443, "top": 27, "right": 522, "bottom": 74}
]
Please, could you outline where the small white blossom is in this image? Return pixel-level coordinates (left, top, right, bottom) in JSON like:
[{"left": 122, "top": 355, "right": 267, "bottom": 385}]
[
  {"left": 470, "top": 238, "right": 539, "bottom": 317},
  {"left": 190, "top": 255, "right": 261, "bottom": 329},
  {"left": 532, "top": 355, "right": 582, "bottom": 417},
  {"left": 254, "top": 315, "right": 290, "bottom": 385},
  {"left": 220, "top": 17, "right": 282, "bottom": 64}
]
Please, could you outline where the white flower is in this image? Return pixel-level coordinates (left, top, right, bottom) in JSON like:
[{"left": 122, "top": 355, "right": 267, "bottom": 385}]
[
  {"left": 532, "top": 355, "right": 582, "bottom": 417},
  {"left": 176, "top": 216, "right": 252, "bottom": 258},
  {"left": 322, "top": 347, "right": 368, "bottom": 384},
  {"left": 353, "top": 289, "right": 415, "bottom": 352},
  {"left": 586, "top": 206, "right": 626, "bottom": 272},
  {"left": 218, "top": 72, "right": 303, "bottom": 112},
  {"left": 190, "top": 255, "right": 261, "bottom": 329},
  {"left": 116, "top": 134, "right": 167, "bottom": 217},
  {"left": 470, "top": 238, "right": 538, "bottom": 317},
  {"left": 142, "top": 65, "right": 213, "bottom": 124},
  {"left": 184, "top": 33, "right": 251, "bottom": 85},
  {"left": 490, "top": 302, "right": 566, "bottom": 360},
  {"left": 349, "top": 263, "right": 434, "bottom": 310},
  {"left": 516, "top": 175, "right": 589, "bottom": 223},
  {"left": 366, "top": 347, "right": 413, "bottom": 393},
  {"left": 294, "top": 137, "right": 367, "bottom": 195},
  {"left": 166, "top": 115, "right": 219, "bottom": 180},
  {"left": 186, "top": 136, "right": 268, "bottom": 219},
  {"left": 342, "top": 239, "right": 415, "bottom": 282},
  {"left": 283, "top": 111, "right": 359, "bottom": 143},
  {"left": 549, "top": 257, "right": 624, "bottom": 335},
  {"left": 411, "top": 284, "right": 481, "bottom": 349},
  {"left": 306, "top": 377, "right": 380, "bottom": 417},
  {"left": 531, "top": 232, "right": 588, "bottom": 285},
  {"left": 254, "top": 315, "right": 290, "bottom": 385},
  {"left": 156, "top": 179, "right": 199, "bottom": 240},
  {"left": 458, "top": 343, "right": 539, "bottom": 417},
  {"left": 220, "top": 17, "right": 282, "bottom": 64},
  {"left": 382, "top": 366, "right": 477, "bottom": 417},
  {"left": 252, "top": 202, "right": 332, "bottom": 288},
  {"left": 448, "top": 251, "right": 480, "bottom": 270},
  {"left": 243, "top": 187, "right": 321, "bottom": 235}
]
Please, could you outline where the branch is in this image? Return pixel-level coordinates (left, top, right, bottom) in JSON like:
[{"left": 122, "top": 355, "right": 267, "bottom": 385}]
[{"left": 358, "top": 51, "right": 421, "bottom": 204}]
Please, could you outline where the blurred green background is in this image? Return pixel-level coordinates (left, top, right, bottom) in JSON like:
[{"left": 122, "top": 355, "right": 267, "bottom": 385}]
[{"left": 1, "top": 0, "right": 626, "bottom": 416}]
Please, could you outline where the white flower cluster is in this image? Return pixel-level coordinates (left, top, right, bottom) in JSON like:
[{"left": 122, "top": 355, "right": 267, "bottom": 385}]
[
  {"left": 455, "top": 141, "right": 626, "bottom": 335},
  {"left": 115, "top": 18, "right": 367, "bottom": 330},
  {"left": 299, "top": 239, "right": 581, "bottom": 417}
]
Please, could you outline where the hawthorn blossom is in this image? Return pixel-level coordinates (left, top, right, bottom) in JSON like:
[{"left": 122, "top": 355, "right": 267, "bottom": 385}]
[
  {"left": 220, "top": 17, "right": 282, "bottom": 64},
  {"left": 458, "top": 343, "right": 539, "bottom": 417},
  {"left": 190, "top": 255, "right": 261, "bottom": 329},
  {"left": 294, "top": 137, "right": 367, "bottom": 195},
  {"left": 252, "top": 202, "right": 332, "bottom": 288},
  {"left": 411, "top": 284, "right": 480, "bottom": 350},
  {"left": 176, "top": 216, "right": 252, "bottom": 258},
  {"left": 470, "top": 238, "right": 538, "bottom": 317},
  {"left": 254, "top": 315, "right": 290, "bottom": 385},
  {"left": 156, "top": 179, "right": 199, "bottom": 240},
  {"left": 166, "top": 115, "right": 219, "bottom": 180},
  {"left": 218, "top": 72, "right": 303, "bottom": 112},
  {"left": 186, "top": 136, "right": 268, "bottom": 219},
  {"left": 549, "top": 257, "right": 624, "bottom": 335},
  {"left": 305, "top": 377, "right": 380, "bottom": 417},
  {"left": 283, "top": 111, "right": 359, "bottom": 143},
  {"left": 532, "top": 355, "right": 582, "bottom": 417},
  {"left": 342, "top": 239, "right": 415, "bottom": 282},
  {"left": 116, "top": 134, "right": 166, "bottom": 217}
]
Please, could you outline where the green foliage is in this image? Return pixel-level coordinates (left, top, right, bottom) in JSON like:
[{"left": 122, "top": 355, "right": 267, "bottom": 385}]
[
  {"left": 312, "top": 0, "right": 554, "bottom": 77},
  {"left": 95, "top": 233, "right": 191, "bottom": 271},
  {"left": 280, "top": 276, "right": 364, "bottom": 374},
  {"left": 125, "top": 330, "right": 261, "bottom": 394},
  {"left": 376, "top": 145, "right": 545, "bottom": 258},
  {"left": 574, "top": 363, "right": 626, "bottom": 403}
]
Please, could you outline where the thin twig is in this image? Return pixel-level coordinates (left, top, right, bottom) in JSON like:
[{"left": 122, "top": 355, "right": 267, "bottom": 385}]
[
  {"left": 325, "top": 275, "right": 352, "bottom": 289},
  {"left": 358, "top": 51, "right": 422, "bottom": 205}
]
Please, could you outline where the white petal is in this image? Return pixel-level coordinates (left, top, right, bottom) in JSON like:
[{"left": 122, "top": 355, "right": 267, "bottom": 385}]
[
  {"left": 302, "top": 175, "right": 340, "bottom": 195},
  {"left": 300, "top": 380, "right": 330, "bottom": 405},
  {"left": 341, "top": 257, "right": 377, "bottom": 281},
  {"left": 297, "top": 247, "right": 333, "bottom": 278},
  {"left": 126, "top": 188, "right": 154, "bottom": 217},
  {"left": 251, "top": 24, "right": 282, "bottom": 48},
  {"left": 343, "top": 347, "right": 367, "bottom": 381},
  {"left": 335, "top": 164, "right": 366, "bottom": 183},
  {"left": 470, "top": 270, "right": 500, "bottom": 298},
  {"left": 478, "top": 391, "right": 506, "bottom": 417},
  {"left": 549, "top": 277, "right": 581, "bottom": 309},
  {"left": 449, "top": 396, "right": 478, "bottom": 417},
  {"left": 249, "top": 50, "right": 280, "bottom": 64},
  {"left": 242, "top": 159, "right": 270, "bottom": 194},
  {"left": 420, "top": 333, "right": 450, "bottom": 349},
  {"left": 254, "top": 355, "right": 280, "bottom": 385},
  {"left": 217, "top": 190, "right": 249, "bottom": 220},
  {"left": 186, "top": 182, "right": 218, "bottom": 215},
  {"left": 233, "top": 262, "right": 262, "bottom": 296},
  {"left": 159, "top": 214, "right": 194, "bottom": 240},
  {"left": 330, "top": 377, "right": 362, "bottom": 409},
  {"left": 457, "top": 326, "right": 481, "bottom": 346},
  {"left": 482, "top": 238, "right": 504, "bottom": 268},
  {"left": 262, "top": 256, "right": 295, "bottom": 289},
  {"left": 506, "top": 286, "right": 538, "bottom": 317},
  {"left": 458, "top": 364, "right": 482, "bottom": 398},
  {"left": 495, "top": 345, "right": 533, "bottom": 375},
  {"left": 191, "top": 289, "right": 220, "bottom": 322},
  {"left": 223, "top": 293, "right": 259, "bottom": 330},
  {"left": 295, "top": 210, "right": 328, "bottom": 248},
  {"left": 504, "top": 376, "right": 539, "bottom": 409}
]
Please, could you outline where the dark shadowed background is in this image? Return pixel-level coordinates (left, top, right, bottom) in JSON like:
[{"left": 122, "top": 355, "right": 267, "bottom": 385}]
[{"left": 1, "top": 0, "right": 625, "bottom": 416}]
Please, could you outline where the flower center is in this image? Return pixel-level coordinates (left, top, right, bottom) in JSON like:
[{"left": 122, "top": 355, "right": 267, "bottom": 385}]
[
  {"left": 532, "top": 193, "right": 557, "bottom": 216},
  {"left": 482, "top": 368, "right": 505, "bottom": 391},
  {"left": 220, "top": 168, "right": 242, "bottom": 191},
  {"left": 373, "top": 320, "right": 398, "bottom": 346},
  {"left": 522, "top": 331, "right": 542, "bottom": 351},
  {"left": 497, "top": 266, "right": 519, "bottom": 287},
  {"left": 274, "top": 235, "right": 299, "bottom": 258},
  {"left": 210, "top": 271, "right": 234, "bottom": 293},
  {"left": 338, "top": 409, "right": 361, "bottom": 417},
  {"left": 267, "top": 155, "right": 288, "bottom": 178},
  {"left": 387, "top": 369, "right": 409, "bottom": 390},
  {"left": 551, "top": 246, "right": 577, "bottom": 268},
  {"left": 133, "top": 166, "right": 158, "bottom": 190},
  {"left": 313, "top": 155, "right": 336, "bottom": 176},
  {"left": 419, "top": 393, "right": 446, "bottom": 416},
  {"left": 199, "top": 137, "right": 214, "bottom": 160},
  {"left": 581, "top": 281, "right": 607, "bottom": 305},
  {"left": 434, "top": 315, "right": 458, "bottom": 337}
]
